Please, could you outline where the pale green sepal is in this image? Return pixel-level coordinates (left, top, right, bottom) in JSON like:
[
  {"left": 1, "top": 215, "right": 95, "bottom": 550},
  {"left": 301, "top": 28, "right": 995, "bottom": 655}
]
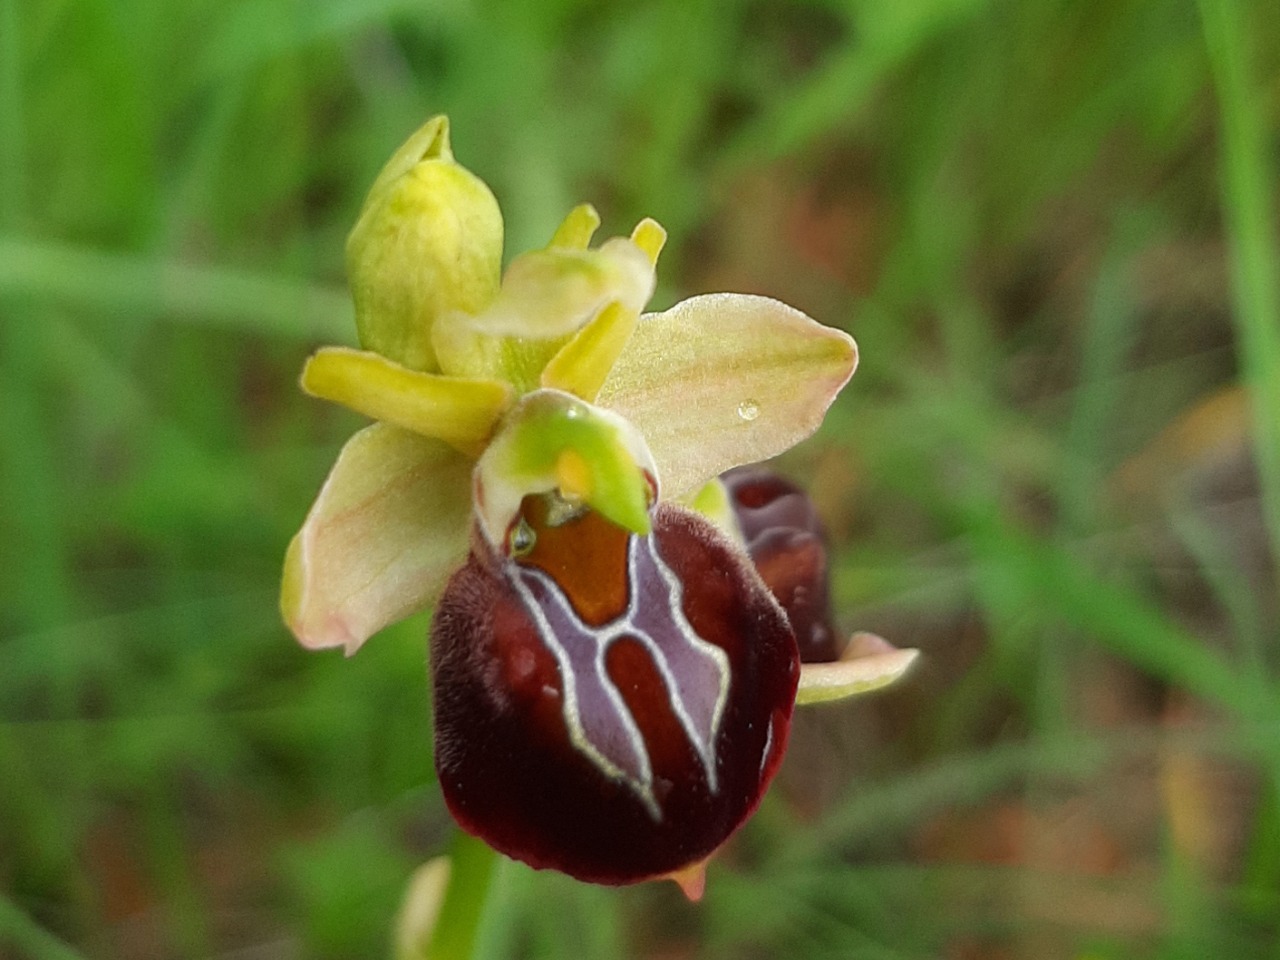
[
  {"left": 474, "top": 389, "right": 657, "bottom": 549},
  {"left": 597, "top": 293, "right": 858, "bottom": 498},
  {"left": 463, "top": 238, "right": 654, "bottom": 339},
  {"left": 281, "top": 424, "right": 473, "bottom": 654},
  {"left": 346, "top": 115, "right": 503, "bottom": 372},
  {"left": 796, "top": 633, "right": 920, "bottom": 706},
  {"left": 677, "top": 478, "right": 745, "bottom": 548},
  {"left": 300, "top": 347, "right": 514, "bottom": 456}
]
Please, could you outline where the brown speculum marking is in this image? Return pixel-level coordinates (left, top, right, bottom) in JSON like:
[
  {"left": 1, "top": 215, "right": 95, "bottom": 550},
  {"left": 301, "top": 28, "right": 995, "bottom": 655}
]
[{"left": 430, "top": 498, "right": 799, "bottom": 884}]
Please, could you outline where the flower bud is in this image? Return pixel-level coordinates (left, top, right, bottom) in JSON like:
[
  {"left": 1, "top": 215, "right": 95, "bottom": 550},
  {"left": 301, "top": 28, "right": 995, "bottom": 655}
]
[
  {"left": 723, "top": 467, "right": 841, "bottom": 663},
  {"left": 346, "top": 116, "right": 503, "bottom": 372}
]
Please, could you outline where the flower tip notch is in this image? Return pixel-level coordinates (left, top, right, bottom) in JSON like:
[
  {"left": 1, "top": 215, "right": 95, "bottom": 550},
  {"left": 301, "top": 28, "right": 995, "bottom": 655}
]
[
  {"left": 664, "top": 858, "right": 710, "bottom": 902},
  {"left": 368, "top": 115, "right": 453, "bottom": 202}
]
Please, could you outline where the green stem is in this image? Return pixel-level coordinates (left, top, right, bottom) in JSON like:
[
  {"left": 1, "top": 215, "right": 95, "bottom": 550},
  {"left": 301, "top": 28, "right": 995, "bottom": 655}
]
[
  {"left": 1198, "top": 0, "right": 1280, "bottom": 591},
  {"left": 426, "top": 831, "right": 499, "bottom": 960}
]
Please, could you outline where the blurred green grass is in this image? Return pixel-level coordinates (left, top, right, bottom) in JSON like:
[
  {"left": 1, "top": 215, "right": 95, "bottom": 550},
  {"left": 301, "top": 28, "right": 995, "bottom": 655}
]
[{"left": 2, "top": 0, "right": 1279, "bottom": 957}]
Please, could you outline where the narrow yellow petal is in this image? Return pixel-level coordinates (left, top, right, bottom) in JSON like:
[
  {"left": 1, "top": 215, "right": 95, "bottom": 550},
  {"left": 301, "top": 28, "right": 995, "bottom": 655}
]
[
  {"left": 796, "top": 633, "right": 919, "bottom": 706},
  {"left": 630, "top": 217, "right": 667, "bottom": 266},
  {"left": 301, "top": 347, "right": 513, "bottom": 456},
  {"left": 549, "top": 203, "right": 602, "bottom": 249},
  {"left": 539, "top": 301, "right": 638, "bottom": 401}
]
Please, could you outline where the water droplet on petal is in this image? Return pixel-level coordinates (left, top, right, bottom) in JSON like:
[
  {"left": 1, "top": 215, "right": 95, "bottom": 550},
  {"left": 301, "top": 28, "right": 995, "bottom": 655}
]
[{"left": 736, "top": 400, "right": 760, "bottom": 422}]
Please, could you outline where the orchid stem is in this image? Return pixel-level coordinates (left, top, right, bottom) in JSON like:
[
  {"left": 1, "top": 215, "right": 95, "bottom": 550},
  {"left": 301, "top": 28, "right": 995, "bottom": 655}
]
[{"left": 426, "top": 831, "right": 498, "bottom": 960}]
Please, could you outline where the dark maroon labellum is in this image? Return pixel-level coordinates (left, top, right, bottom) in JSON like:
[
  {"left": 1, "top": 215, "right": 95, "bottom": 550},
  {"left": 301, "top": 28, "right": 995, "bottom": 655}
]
[
  {"left": 723, "top": 467, "right": 842, "bottom": 663},
  {"left": 430, "top": 499, "right": 799, "bottom": 885}
]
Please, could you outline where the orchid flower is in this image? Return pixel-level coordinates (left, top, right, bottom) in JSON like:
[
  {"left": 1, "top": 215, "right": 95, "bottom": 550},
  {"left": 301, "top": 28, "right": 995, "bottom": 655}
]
[{"left": 282, "top": 116, "right": 917, "bottom": 898}]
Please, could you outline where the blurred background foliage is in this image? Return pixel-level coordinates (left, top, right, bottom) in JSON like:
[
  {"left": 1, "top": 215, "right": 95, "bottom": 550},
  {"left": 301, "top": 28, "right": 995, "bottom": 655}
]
[{"left": 2, "top": 0, "right": 1279, "bottom": 957}]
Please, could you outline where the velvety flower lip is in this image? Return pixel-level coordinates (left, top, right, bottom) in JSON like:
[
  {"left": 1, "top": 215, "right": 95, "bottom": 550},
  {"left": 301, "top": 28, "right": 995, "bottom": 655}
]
[
  {"left": 281, "top": 115, "right": 918, "bottom": 895},
  {"left": 430, "top": 499, "right": 798, "bottom": 887}
]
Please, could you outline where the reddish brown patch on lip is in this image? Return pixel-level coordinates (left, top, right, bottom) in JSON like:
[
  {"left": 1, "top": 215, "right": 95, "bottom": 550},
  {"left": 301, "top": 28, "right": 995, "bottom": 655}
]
[{"left": 515, "top": 495, "right": 630, "bottom": 627}]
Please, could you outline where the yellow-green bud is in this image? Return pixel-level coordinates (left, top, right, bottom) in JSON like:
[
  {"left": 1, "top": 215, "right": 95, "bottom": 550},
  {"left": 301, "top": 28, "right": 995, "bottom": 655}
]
[{"left": 346, "top": 116, "right": 503, "bottom": 372}]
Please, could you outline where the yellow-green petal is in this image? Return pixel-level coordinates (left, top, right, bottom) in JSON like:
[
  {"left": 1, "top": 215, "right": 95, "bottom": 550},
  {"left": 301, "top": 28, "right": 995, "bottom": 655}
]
[
  {"left": 281, "top": 423, "right": 473, "bottom": 654},
  {"left": 796, "top": 633, "right": 920, "bottom": 706},
  {"left": 346, "top": 115, "right": 503, "bottom": 372},
  {"left": 598, "top": 293, "right": 858, "bottom": 498},
  {"left": 677, "top": 478, "right": 745, "bottom": 547},
  {"left": 300, "top": 347, "right": 513, "bottom": 456},
  {"left": 432, "top": 235, "right": 656, "bottom": 388},
  {"left": 549, "top": 203, "right": 602, "bottom": 249},
  {"left": 537, "top": 218, "right": 666, "bottom": 400},
  {"left": 629, "top": 217, "right": 667, "bottom": 265}
]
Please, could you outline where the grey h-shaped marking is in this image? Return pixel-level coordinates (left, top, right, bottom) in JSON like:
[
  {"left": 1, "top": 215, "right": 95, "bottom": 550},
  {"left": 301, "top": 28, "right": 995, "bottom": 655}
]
[{"left": 510, "top": 533, "right": 731, "bottom": 820}]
